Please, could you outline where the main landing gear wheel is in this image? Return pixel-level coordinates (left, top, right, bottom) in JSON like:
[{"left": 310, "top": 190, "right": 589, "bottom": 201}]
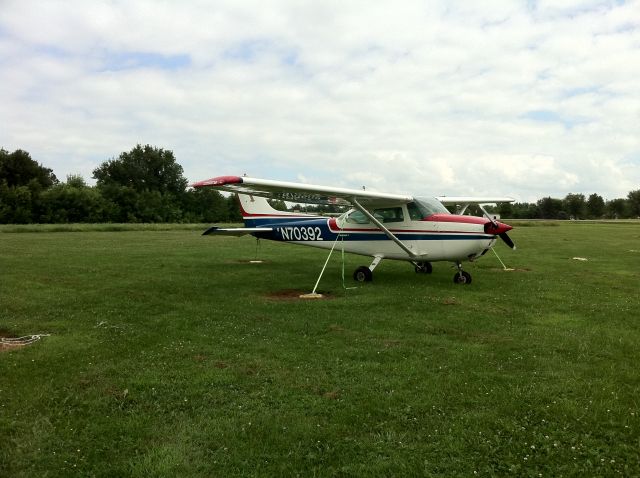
[
  {"left": 414, "top": 262, "right": 433, "bottom": 274},
  {"left": 353, "top": 266, "right": 373, "bottom": 282},
  {"left": 453, "top": 271, "right": 472, "bottom": 285}
]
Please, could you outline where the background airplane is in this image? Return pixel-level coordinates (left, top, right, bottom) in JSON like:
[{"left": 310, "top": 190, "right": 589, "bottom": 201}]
[{"left": 191, "top": 176, "right": 516, "bottom": 284}]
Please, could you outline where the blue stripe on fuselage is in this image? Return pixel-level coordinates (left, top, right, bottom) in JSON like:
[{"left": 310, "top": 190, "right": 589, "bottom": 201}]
[{"left": 247, "top": 216, "right": 492, "bottom": 243}]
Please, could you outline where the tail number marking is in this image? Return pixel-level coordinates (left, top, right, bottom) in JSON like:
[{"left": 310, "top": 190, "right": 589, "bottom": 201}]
[{"left": 278, "top": 226, "right": 324, "bottom": 241}]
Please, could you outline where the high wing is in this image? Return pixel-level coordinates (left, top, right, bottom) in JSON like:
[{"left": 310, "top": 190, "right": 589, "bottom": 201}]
[
  {"left": 436, "top": 196, "right": 516, "bottom": 206},
  {"left": 436, "top": 196, "right": 515, "bottom": 219},
  {"left": 190, "top": 176, "right": 412, "bottom": 207}
]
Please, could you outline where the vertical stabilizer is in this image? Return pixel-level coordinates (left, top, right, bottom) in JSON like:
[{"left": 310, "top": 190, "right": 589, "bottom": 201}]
[
  {"left": 238, "top": 194, "right": 283, "bottom": 216},
  {"left": 237, "top": 194, "right": 315, "bottom": 227}
]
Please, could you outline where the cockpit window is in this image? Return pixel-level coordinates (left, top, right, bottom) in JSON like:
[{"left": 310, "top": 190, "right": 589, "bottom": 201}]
[
  {"left": 374, "top": 207, "right": 404, "bottom": 223},
  {"left": 409, "top": 197, "right": 450, "bottom": 219},
  {"left": 343, "top": 206, "right": 405, "bottom": 224}
]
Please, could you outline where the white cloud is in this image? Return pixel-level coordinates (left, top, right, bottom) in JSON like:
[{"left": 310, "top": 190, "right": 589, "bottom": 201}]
[{"left": 1, "top": 0, "right": 639, "bottom": 201}]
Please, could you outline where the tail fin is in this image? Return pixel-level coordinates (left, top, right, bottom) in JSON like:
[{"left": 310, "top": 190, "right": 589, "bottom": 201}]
[
  {"left": 237, "top": 194, "right": 314, "bottom": 227},
  {"left": 238, "top": 194, "right": 284, "bottom": 217}
]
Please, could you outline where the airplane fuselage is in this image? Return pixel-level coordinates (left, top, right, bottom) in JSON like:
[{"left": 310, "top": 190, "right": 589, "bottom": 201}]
[
  {"left": 245, "top": 213, "right": 498, "bottom": 262},
  {"left": 191, "top": 176, "right": 515, "bottom": 283}
]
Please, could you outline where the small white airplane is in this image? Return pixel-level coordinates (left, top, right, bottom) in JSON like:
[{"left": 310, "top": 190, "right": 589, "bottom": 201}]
[{"left": 191, "top": 176, "right": 516, "bottom": 284}]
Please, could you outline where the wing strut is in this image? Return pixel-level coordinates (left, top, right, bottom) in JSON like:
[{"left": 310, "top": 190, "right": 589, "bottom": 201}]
[{"left": 352, "top": 198, "right": 418, "bottom": 258}]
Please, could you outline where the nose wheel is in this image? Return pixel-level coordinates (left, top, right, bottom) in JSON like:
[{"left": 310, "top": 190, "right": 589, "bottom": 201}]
[{"left": 453, "top": 262, "right": 472, "bottom": 285}]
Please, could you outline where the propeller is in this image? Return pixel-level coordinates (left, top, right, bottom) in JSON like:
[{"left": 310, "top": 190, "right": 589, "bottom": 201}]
[
  {"left": 499, "top": 232, "right": 516, "bottom": 250},
  {"left": 483, "top": 221, "right": 516, "bottom": 250},
  {"left": 477, "top": 204, "right": 516, "bottom": 250}
]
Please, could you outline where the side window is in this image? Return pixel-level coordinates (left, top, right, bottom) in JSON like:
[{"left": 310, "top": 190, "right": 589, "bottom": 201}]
[
  {"left": 407, "top": 202, "right": 423, "bottom": 221},
  {"left": 373, "top": 207, "right": 404, "bottom": 223}
]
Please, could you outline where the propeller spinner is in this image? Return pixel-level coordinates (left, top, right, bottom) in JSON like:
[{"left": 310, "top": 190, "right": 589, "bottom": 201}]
[{"left": 484, "top": 221, "right": 516, "bottom": 250}]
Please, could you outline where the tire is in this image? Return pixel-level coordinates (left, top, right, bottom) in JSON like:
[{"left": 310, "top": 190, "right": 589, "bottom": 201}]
[
  {"left": 453, "top": 271, "right": 472, "bottom": 285},
  {"left": 353, "top": 266, "right": 373, "bottom": 282},
  {"left": 415, "top": 262, "right": 433, "bottom": 274}
]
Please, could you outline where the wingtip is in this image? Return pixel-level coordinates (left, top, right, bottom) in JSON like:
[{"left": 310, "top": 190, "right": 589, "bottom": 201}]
[{"left": 190, "top": 175, "right": 243, "bottom": 188}]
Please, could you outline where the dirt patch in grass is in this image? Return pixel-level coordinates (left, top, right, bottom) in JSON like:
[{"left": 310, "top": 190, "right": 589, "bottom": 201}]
[{"left": 264, "top": 289, "right": 335, "bottom": 300}]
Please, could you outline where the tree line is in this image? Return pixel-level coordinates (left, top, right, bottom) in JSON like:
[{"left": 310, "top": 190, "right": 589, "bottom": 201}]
[
  {"left": 1, "top": 145, "right": 639, "bottom": 224},
  {"left": 494, "top": 191, "right": 640, "bottom": 220},
  {"left": 0, "top": 145, "right": 240, "bottom": 224}
]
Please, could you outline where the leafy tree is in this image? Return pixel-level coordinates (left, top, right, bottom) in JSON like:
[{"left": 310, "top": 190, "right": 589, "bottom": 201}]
[
  {"left": 508, "top": 202, "right": 538, "bottom": 219},
  {"left": 226, "top": 195, "right": 242, "bottom": 222},
  {"left": 606, "top": 198, "right": 628, "bottom": 219},
  {"left": 65, "top": 174, "right": 88, "bottom": 189},
  {"left": 628, "top": 190, "right": 640, "bottom": 218},
  {"left": 268, "top": 199, "right": 288, "bottom": 211},
  {"left": 586, "top": 193, "right": 605, "bottom": 219},
  {"left": 101, "top": 185, "right": 136, "bottom": 222},
  {"left": 496, "top": 202, "right": 513, "bottom": 218},
  {"left": 537, "top": 197, "right": 564, "bottom": 219},
  {"left": 93, "top": 144, "right": 187, "bottom": 194},
  {"left": 182, "top": 188, "right": 230, "bottom": 223},
  {"left": 0, "top": 148, "right": 57, "bottom": 188},
  {"left": 39, "top": 176, "right": 108, "bottom": 223},
  {"left": 93, "top": 145, "right": 188, "bottom": 222},
  {"left": 0, "top": 182, "right": 34, "bottom": 223},
  {"left": 134, "top": 190, "right": 183, "bottom": 222},
  {"left": 0, "top": 148, "right": 60, "bottom": 223},
  {"left": 563, "top": 193, "right": 586, "bottom": 219}
]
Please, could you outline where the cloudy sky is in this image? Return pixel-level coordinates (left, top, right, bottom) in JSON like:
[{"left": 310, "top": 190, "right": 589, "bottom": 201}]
[{"left": 1, "top": 0, "right": 639, "bottom": 201}]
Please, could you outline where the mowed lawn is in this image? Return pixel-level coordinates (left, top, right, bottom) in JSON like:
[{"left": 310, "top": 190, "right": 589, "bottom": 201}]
[{"left": 1, "top": 222, "right": 639, "bottom": 477}]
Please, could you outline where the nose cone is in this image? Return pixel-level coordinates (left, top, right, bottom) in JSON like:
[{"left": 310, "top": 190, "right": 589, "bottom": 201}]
[{"left": 484, "top": 221, "right": 513, "bottom": 236}]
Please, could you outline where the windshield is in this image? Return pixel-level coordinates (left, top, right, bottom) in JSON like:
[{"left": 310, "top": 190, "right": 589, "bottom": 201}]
[{"left": 411, "top": 197, "right": 450, "bottom": 217}]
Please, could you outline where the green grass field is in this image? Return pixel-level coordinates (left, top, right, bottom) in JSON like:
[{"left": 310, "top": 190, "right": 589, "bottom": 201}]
[{"left": 1, "top": 222, "right": 639, "bottom": 476}]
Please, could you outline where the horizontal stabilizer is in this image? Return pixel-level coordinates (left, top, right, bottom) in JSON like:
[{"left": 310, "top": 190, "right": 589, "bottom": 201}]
[{"left": 202, "top": 226, "right": 273, "bottom": 236}]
